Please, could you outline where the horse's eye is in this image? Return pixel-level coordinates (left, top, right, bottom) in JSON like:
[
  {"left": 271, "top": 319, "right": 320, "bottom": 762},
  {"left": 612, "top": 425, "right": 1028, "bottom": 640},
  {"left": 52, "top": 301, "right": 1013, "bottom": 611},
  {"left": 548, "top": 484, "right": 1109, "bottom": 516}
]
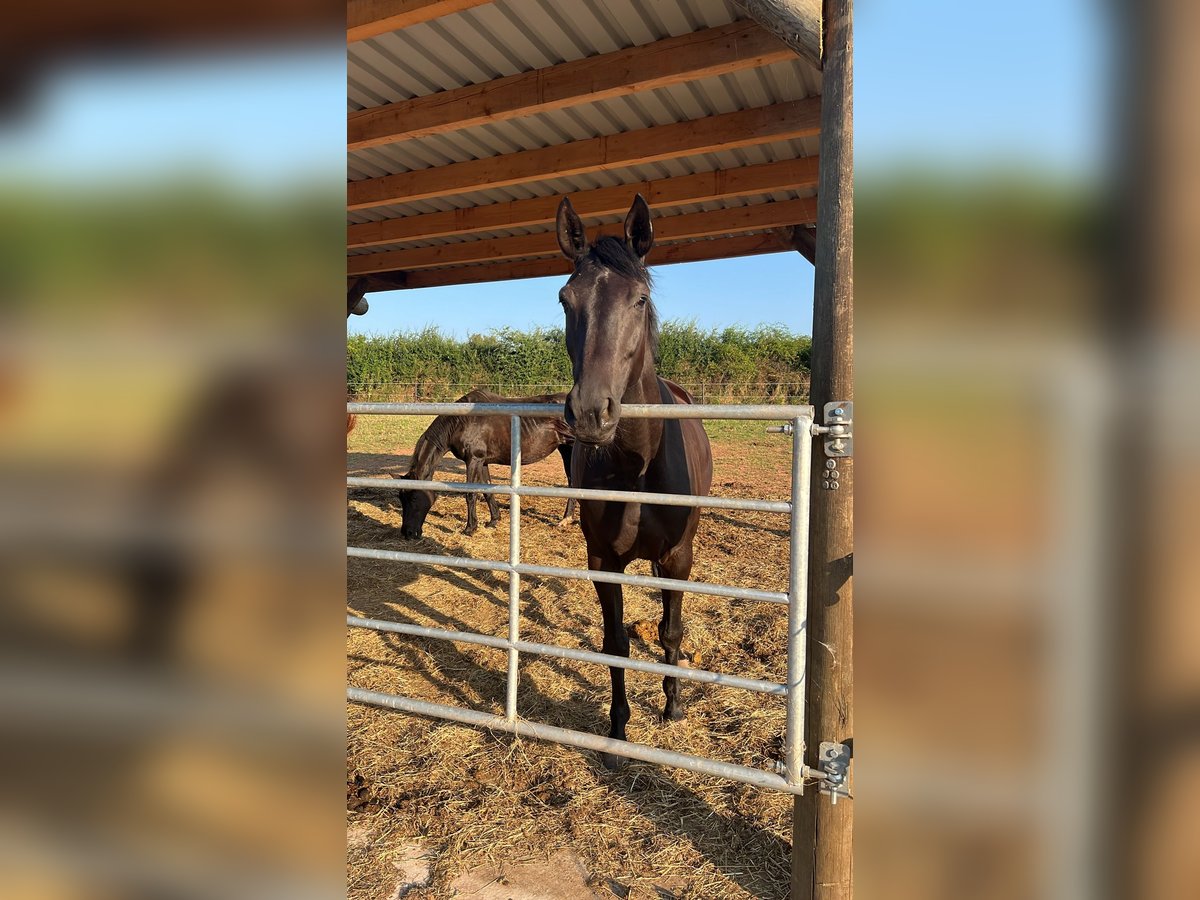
[{"left": 637, "top": 295, "right": 648, "bottom": 307}]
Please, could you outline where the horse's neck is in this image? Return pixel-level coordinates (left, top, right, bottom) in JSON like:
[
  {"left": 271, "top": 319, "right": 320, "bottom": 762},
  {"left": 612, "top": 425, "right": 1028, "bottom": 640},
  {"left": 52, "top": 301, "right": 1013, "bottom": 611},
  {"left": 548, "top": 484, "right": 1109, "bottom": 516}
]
[
  {"left": 622, "top": 350, "right": 663, "bottom": 406},
  {"left": 408, "top": 427, "right": 450, "bottom": 479},
  {"left": 611, "top": 360, "right": 665, "bottom": 469}
]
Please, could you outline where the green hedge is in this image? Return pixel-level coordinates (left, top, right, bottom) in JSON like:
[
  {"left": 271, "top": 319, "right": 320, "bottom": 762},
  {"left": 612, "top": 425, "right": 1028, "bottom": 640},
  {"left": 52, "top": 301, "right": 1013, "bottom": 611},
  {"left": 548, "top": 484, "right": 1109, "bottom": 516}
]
[{"left": 348, "top": 322, "right": 810, "bottom": 402}]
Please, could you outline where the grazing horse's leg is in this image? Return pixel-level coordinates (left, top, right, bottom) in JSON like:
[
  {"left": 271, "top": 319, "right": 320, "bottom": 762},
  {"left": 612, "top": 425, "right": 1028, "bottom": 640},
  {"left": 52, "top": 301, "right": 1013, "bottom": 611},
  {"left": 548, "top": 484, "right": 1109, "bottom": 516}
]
[
  {"left": 463, "top": 455, "right": 484, "bottom": 535},
  {"left": 592, "top": 554, "right": 630, "bottom": 769},
  {"left": 655, "top": 550, "right": 692, "bottom": 721},
  {"left": 556, "top": 444, "right": 576, "bottom": 526},
  {"left": 482, "top": 464, "right": 500, "bottom": 527}
]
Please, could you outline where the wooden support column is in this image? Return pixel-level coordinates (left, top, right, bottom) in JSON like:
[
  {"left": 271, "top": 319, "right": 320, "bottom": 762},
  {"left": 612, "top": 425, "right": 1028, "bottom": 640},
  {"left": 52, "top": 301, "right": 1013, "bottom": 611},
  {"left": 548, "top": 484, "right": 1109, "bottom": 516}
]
[{"left": 792, "top": 0, "right": 853, "bottom": 898}]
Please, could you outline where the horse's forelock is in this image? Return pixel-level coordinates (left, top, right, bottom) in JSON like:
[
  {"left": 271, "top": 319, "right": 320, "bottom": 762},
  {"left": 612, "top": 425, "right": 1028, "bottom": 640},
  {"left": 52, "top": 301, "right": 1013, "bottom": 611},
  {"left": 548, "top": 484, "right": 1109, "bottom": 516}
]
[
  {"left": 583, "top": 236, "right": 659, "bottom": 361},
  {"left": 586, "top": 235, "right": 651, "bottom": 286}
]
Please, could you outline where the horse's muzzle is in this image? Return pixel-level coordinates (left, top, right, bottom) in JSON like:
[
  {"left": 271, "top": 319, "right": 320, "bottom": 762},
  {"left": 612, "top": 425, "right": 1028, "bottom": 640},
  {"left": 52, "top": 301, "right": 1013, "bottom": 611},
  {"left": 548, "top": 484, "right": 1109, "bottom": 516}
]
[
  {"left": 566, "top": 389, "right": 619, "bottom": 445},
  {"left": 572, "top": 423, "right": 618, "bottom": 447}
]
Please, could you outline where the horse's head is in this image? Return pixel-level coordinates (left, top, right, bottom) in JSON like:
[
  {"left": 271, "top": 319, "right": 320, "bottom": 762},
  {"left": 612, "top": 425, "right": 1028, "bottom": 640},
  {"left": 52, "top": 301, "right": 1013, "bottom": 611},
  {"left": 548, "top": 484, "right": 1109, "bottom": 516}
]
[
  {"left": 555, "top": 194, "right": 656, "bottom": 446},
  {"left": 396, "top": 473, "right": 435, "bottom": 539}
]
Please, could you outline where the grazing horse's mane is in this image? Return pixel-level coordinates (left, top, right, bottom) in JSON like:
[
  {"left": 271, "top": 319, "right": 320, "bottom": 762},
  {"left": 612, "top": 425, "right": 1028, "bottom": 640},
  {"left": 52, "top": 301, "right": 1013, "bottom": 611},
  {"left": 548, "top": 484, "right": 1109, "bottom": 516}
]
[
  {"left": 411, "top": 390, "right": 501, "bottom": 460},
  {"left": 406, "top": 389, "right": 569, "bottom": 482},
  {"left": 583, "top": 236, "right": 659, "bottom": 362}
]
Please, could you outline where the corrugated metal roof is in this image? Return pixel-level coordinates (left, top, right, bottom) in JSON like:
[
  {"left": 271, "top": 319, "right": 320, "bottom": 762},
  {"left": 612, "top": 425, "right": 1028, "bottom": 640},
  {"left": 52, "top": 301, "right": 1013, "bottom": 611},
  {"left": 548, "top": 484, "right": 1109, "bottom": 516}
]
[{"left": 347, "top": 0, "right": 821, "bottom": 285}]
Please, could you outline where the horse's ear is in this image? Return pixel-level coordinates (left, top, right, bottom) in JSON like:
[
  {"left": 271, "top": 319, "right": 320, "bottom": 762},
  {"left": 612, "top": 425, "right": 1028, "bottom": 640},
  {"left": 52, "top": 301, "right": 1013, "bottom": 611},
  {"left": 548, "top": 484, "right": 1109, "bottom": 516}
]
[
  {"left": 624, "top": 193, "right": 654, "bottom": 260},
  {"left": 556, "top": 197, "right": 589, "bottom": 261}
]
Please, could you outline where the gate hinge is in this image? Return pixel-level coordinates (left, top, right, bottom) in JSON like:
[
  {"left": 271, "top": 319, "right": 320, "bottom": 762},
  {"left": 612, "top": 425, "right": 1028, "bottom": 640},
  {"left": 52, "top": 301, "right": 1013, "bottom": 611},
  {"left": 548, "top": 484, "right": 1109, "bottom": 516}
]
[
  {"left": 818, "top": 741, "right": 852, "bottom": 805},
  {"left": 811, "top": 401, "right": 852, "bottom": 458}
]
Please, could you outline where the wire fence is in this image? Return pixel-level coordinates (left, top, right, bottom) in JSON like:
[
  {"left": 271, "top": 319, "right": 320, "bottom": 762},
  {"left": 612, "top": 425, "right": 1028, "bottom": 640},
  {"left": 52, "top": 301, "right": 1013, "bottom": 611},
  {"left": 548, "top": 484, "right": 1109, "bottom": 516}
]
[{"left": 347, "top": 379, "right": 811, "bottom": 404}]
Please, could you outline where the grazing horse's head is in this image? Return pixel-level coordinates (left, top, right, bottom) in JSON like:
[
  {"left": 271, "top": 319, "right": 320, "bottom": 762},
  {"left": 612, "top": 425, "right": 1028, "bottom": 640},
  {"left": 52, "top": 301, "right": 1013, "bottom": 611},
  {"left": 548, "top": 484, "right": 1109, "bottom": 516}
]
[
  {"left": 396, "top": 475, "right": 434, "bottom": 539},
  {"left": 555, "top": 194, "right": 657, "bottom": 446}
]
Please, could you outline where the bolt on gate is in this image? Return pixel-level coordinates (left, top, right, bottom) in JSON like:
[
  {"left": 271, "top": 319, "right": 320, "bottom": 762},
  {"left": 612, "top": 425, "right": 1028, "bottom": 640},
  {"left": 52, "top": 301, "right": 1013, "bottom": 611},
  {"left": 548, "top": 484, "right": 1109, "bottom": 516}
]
[{"left": 347, "top": 400, "right": 844, "bottom": 797}]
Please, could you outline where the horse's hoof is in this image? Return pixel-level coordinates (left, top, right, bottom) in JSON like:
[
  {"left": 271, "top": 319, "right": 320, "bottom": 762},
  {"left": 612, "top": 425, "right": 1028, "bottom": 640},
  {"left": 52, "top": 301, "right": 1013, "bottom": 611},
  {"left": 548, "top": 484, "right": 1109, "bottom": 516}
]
[
  {"left": 463, "top": 526, "right": 477, "bottom": 536},
  {"left": 555, "top": 517, "right": 574, "bottom": 528},
  {"left": 662, "top": 705, "right": 686, "bottom": 723},
  {"left": 485, "top": 521, "right": 498, "bottom": 529},
  {"left": 599, "top": 751, "right": 627, "bottom": 771}
]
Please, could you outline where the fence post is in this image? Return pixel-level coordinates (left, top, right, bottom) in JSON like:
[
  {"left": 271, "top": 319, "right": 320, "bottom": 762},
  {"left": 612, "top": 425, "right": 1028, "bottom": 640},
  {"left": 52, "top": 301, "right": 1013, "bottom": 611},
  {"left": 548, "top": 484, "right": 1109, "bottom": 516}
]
[
  {"left": 785, "top": 416, "right": 814, "bottom": 785},
  {"left": 505, "top": 415, "right": 522, "bottom": 722},
  {"left": 791, "top": 0, "right": 854, "bottom": 897}
]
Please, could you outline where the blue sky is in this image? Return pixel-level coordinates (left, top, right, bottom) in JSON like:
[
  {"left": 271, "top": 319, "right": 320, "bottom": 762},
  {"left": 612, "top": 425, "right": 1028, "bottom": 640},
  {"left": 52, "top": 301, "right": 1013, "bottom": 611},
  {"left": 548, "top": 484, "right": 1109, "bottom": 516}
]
[{"left": 0, "top": 3, "right": 1105, "bottom": 338}]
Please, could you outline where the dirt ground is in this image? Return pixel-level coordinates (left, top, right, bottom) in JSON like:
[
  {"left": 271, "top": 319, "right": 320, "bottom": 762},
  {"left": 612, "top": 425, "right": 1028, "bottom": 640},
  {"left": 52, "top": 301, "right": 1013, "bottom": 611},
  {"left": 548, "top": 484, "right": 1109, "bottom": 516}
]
[{"left": 347, "top": 416, "right": 801, "bottom": 900}]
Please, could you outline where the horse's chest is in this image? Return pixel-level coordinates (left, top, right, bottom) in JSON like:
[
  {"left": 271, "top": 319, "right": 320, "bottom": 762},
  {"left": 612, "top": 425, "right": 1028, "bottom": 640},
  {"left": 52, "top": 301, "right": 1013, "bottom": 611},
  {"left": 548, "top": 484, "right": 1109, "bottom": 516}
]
[{"left": 582, "top": 496, "right": 689, "bottom": 560}]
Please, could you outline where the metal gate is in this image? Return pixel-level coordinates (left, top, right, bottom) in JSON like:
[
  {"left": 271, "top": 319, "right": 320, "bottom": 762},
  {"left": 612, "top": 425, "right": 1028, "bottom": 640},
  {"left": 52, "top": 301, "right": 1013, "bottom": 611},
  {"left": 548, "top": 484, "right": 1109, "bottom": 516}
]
[{"left": 347, "top": 400, "right": 835, "bottom": 796}]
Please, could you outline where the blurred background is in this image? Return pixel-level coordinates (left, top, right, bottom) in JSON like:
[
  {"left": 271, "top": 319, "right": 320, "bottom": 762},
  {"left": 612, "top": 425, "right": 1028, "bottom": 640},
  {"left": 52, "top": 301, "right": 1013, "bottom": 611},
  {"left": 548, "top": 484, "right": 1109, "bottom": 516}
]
[
  {"left": 0, "top": 3, "right": 346, "bottom": 898},
  {"left": 856, "top": 2, "right": 1199, "bottom": 899},
  {"left": 0, "top": 1, "right": 1196, "bottom": 898}
]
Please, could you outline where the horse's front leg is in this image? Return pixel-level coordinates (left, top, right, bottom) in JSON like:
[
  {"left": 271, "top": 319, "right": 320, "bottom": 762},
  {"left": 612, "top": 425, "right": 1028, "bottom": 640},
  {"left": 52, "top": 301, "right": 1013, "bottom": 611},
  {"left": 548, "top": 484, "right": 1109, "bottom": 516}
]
[
  {"left": 592, "top": 554, "right": 630, "bottom": 769},
  {"left": 463, "top": 456, "right": 483, "bottom": 535},
  {"left": 483, "top": 464, "right": 500, "bottom": 528},
  {"left": 656, "top": 549, "right": 692, "bottom": 722},
  {"left": 555, "top": 444, "right": 577, "bottom": 527}
]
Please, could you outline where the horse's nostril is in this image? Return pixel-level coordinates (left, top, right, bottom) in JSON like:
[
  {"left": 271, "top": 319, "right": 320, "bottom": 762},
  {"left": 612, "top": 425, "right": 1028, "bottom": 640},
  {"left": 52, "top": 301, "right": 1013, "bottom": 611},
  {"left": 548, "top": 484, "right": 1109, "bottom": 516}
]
[{"left": 599, "top": 397, "right": 617, "bottom": 427}]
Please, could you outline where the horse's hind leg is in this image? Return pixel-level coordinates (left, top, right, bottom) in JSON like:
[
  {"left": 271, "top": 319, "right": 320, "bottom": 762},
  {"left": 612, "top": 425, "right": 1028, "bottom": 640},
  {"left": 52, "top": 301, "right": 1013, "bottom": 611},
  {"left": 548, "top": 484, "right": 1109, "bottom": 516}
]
[
  {"left": 655, "top": 551, "right": 691, "bottom": 722},
  {"left": 592, "top": 554, "right": 631, "bottom": 769}
]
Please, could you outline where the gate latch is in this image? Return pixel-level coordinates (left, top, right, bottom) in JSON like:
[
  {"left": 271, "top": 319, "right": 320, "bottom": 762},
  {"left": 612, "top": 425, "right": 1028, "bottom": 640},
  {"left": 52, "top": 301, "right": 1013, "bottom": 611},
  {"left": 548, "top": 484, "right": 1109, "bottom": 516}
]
[
  {"left": 818, "top": 741, "right": 852, "bottom": 805},
  {"left": 815, "top": 402, "right": 853, "bottom": 458}
]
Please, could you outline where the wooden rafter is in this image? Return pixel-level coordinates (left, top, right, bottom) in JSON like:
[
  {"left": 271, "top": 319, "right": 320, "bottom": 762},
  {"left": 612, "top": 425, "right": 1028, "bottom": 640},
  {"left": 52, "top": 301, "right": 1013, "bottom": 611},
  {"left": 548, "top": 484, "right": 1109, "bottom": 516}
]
[
  {"left": 368, "top": 232, "right": 793, "bottom": 290},
  {"left": 348, "top": 157, "right": 819, "bottom": 249},
  {"left": 347, "top": 0, "right": 491, "bottom": 43},
  {"left": 348, "top": 198, "right": 817, "bottom": 275},
  {"left": 349, "top": 21, "right": 792, "bottom": 151},
  {"left": 348, "top": 99, "right": 821, "bottom": 211}
]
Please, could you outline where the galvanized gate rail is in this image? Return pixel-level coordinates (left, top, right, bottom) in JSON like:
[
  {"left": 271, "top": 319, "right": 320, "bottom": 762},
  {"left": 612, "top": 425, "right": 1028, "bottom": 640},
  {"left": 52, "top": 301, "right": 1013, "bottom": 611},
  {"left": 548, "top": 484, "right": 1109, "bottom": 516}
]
[{"left": 347, "top": 401, "right": 828, "bottom": 795}]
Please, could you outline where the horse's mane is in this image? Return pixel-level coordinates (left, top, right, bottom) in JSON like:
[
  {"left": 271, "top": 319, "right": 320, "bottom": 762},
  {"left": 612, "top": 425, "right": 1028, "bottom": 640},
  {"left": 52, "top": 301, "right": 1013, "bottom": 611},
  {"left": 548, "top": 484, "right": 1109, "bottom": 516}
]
[
  {"left": 407, "top": 390, "right": 568, "bottom": 479},
  {"left": 415, "top": 415, "right": 458, "bottom": 453},
  {"left": 584, "top": 235, "right": 659, "bottom": 361}
]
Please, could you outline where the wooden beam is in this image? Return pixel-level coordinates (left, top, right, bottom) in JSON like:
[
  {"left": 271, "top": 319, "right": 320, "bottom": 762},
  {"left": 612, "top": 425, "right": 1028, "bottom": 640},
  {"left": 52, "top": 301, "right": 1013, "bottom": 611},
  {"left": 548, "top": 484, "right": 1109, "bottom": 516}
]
[
  {"left": 792, "top": 0, "right": 853, "bottom": 898},
  {"left": 779, "top": 223, "right": 818, "bottom": 264},
  {"left": 348, "top": 198, "right": 817, "bottom": 275},
  {"left": 347, "top": 99, "right": 821, "bottom": 211},
  {"left": 349, "top": 21, "right": 792, "bottom": 151},
  {"left": 348, "top": 272, "right": 408, "bottom": 295},
  {"left": 347, "top": 0, "right": 491, "bottom": 43},
  {"left": 372, "top": 231, "right": 794, "bottom": 290},
  {"left": 348, "top": 157, "right": 819, "bottom": 248},
  {"left": 735, "top": 0, "right": 823, "bottom": 70},
  {"left": 347, "top": 277, "right": 369, "bottom": 317}
]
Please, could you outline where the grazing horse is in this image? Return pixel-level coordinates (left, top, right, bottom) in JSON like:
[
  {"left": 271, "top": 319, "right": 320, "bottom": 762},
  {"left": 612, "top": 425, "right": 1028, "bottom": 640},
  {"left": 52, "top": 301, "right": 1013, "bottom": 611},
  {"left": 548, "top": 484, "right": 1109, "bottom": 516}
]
[
  {"left": 396, "top": 390, "right": 577, "bottom": 538},
  {"left": 555, "top": 194, "right": 713, "bottom": 768}
]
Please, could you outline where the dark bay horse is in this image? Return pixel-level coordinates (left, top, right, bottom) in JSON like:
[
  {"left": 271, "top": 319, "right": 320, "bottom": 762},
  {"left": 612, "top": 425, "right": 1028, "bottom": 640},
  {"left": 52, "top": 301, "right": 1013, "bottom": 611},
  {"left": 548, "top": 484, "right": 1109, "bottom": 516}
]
[
  {"left": 555, "top": 194, "right": 713, "bottom": 768},
  {"left": 396, "top": 390, "right": 576, "bottom": 538}
]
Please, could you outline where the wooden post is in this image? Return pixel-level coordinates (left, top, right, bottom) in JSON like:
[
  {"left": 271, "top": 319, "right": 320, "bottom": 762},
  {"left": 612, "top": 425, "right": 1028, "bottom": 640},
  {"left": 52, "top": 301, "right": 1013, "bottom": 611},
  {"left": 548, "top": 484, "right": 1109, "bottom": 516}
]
[{"left": 791, "top": 0, "right": 853, "bottom": 898}]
